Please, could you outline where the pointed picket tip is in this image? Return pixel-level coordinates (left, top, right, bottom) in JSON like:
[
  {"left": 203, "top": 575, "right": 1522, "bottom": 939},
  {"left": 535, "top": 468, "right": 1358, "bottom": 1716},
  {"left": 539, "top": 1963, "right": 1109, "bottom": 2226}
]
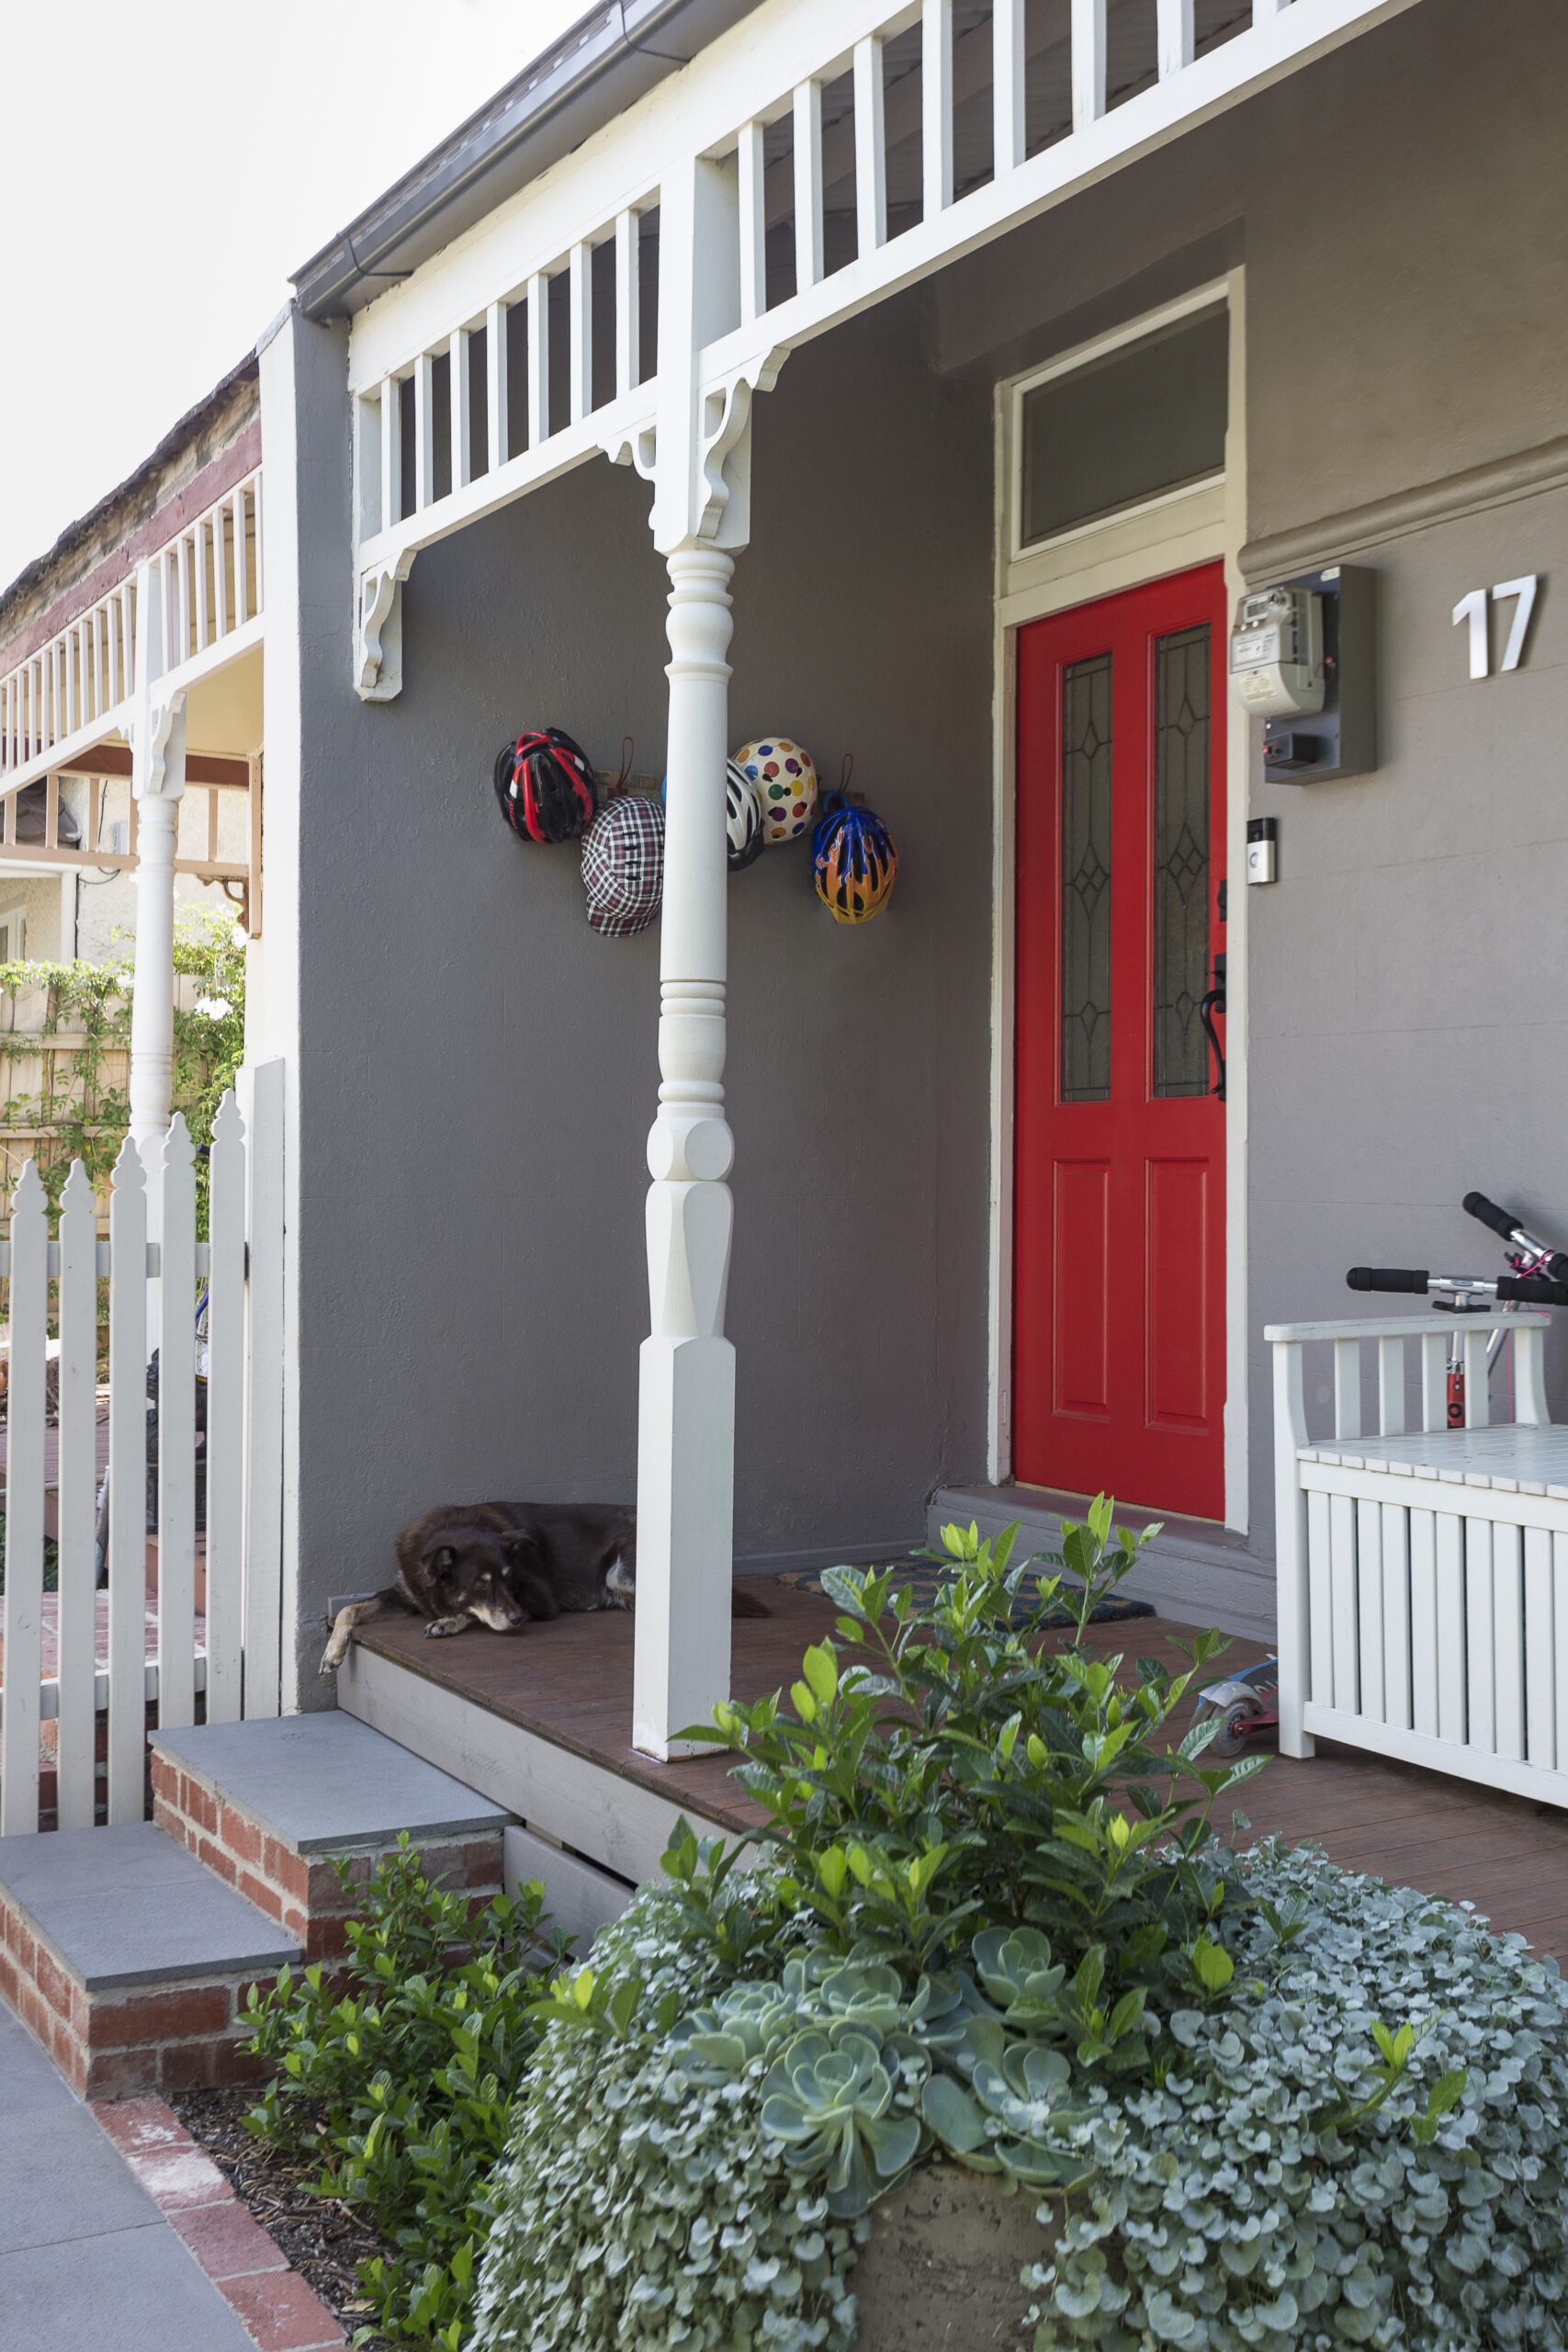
[
  {"left": 211, "top": 1089, "right": 244, "bottom": 1147},
  {"left": 111, "top": 1132, "right": 146, "bottom": 1191},
  {"left": 10, "top": 1157, "right": 45, "bottom": 1215},
  {"left": 163, "top": 1111, "right": 197, "bottom": 1171},
  {"left": 60, "top": 1159, "right": 95, "bottom": 1215}
]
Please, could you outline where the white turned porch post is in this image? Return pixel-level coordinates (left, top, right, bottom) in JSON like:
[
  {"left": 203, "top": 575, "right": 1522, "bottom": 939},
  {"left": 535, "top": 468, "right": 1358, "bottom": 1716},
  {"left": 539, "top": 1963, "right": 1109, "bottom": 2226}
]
[
  {"left": 632, "top": 150, "right": 753, "bottom": 1760},
  {"left": 129, "top": 559, "right": 186, "bottom": 1351}
]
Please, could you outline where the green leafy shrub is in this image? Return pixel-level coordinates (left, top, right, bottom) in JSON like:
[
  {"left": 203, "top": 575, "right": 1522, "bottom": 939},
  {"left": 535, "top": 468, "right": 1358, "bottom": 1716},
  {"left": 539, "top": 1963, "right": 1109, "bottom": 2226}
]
[
  {"left": 242, "top": 1836, "right": 566, "bottom": 2347},
  {"left": 685, "top": 1500, "right": 1261, "bottom": 2045}
]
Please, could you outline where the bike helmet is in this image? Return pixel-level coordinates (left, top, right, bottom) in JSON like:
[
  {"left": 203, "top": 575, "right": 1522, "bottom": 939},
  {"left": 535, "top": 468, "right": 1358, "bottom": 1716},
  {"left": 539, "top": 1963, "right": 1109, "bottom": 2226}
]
[
  {"left": 581, "top": 791, "right": 665, "bottom": 936},
  {"left": 810, "top": 796, "right": 898, "bottom": 925},
  {"left": 733, "top": 737, "right": 818, "bottom": 843},
  {"left": 492, "top": 727, "right": 598, "bottom": 844},
  {"left": 658, "top": 762, "right": 766, "bottom": 871}
]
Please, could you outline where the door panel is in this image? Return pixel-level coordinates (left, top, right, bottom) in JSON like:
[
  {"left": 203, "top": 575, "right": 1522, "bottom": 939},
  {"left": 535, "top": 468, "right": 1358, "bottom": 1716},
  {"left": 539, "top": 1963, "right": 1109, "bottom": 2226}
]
[
  {"left": 1013, "top": 562, "right": 1227, "bottom": 1520},
  {"left": 1053, "top": 1161, "right": 1111, "bottom": 1417}
]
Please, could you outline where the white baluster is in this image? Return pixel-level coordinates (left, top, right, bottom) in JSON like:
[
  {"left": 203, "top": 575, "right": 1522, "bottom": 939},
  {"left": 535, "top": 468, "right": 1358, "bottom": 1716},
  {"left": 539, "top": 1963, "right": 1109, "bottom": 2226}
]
[
  {"left": 570, "top": 241, "right": 592, "bottom": 424},
  {"left": 450, "top": 328, "right": 472, "bottom": 492},
  {"left": 854, "top": 38, "right": 887, "bottom": 256},
  {"left": 232, "top": 491, "right": 249, "bottom": 626},
  {"left": 615, "top": 209, "right": 642, "bottom": 392},
  {"left": 738, "top": 125, "right": 767, "bottom": 321},
  {"left": 108, "top": 592, "right": 123, "bottom": 706},
  {"left": 205, "top": 1091, "right": 246, "bottom": 1722},
  {"left": 0, "top": 1161, "right": 48, "bottom": 1833},
  {"left": 54, "top": 1159, "right": 98, "bottom": 1828},
  {"left": 1072, "top": 0, "right": 1107, "bottom": 127},
  {"left": 253, "top": 470, "right": 263, "bottom": 607},
  {"left": 194, "top": 521, "right": 210, "bottom": 651},
  {"left": 922, "top": 0, "right": 953, "bottom": 217},
  {"left": 795, "top": 82, "right": 824, "bottom": 289},
  {"left": 380, "top": 378, "right": 400, "bottom": 532},
  {"left": 1157, "top": 0, "right": 1195, "bottom": 77},
  {"left": 486, "top": 302, "right": 509, "bottom": 471},
  {"left": 242, "top": 1058, "right": 286, "bottom": 1716},
  {"left": 156, "top": 1115, "right": 197, "bottom": 1729},
  {"left": 413, "top": 353, "right": 434, "bottom": 510},
  {"left": 527, "top": 272, "right": 550, "bottom": 446},
  {"left": 1273, "top": 1337, "right": 1314, "bottom": 1758},
  {"left": 213, "top": 502, "right": 230, "bottom": 639},
  {"left": 993, "top": 0, "right": 1026, "bottom": 175}
]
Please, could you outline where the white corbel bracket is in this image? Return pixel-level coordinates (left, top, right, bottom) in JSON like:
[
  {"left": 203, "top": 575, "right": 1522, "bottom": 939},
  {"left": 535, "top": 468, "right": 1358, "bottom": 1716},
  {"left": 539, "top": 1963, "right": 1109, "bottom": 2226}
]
[
  {"left": 602, "top": 421, "right": 659, "bottom": 481},
  {"left": 695, "top": 348, "right": 787, "bottom": 548},
  {"left": 355, "top": 551, "right": 417, "bottom": 702},
  {"left": 129, "top": 689, "right": 187, "bottom": 802}
]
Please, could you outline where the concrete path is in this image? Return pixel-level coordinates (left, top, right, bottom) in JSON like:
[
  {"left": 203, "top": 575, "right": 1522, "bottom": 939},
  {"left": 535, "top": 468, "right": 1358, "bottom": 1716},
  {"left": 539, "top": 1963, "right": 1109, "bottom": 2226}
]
[{"left": 0, "top": 1999, "right": 254, "bottom": 2350}]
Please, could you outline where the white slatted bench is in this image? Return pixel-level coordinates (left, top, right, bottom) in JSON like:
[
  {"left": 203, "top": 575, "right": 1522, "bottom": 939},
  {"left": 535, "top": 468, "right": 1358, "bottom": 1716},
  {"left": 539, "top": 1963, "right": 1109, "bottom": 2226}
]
[{"left": 1268, "top": 1309, "right": 1568, "bottom": 1807}]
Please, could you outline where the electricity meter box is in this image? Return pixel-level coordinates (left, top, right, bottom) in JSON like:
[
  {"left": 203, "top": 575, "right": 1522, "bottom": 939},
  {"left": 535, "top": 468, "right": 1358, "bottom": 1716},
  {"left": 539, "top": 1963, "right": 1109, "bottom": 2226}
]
[{"left": 1229, "top": 564, "right": 1375, "bottom": 784}]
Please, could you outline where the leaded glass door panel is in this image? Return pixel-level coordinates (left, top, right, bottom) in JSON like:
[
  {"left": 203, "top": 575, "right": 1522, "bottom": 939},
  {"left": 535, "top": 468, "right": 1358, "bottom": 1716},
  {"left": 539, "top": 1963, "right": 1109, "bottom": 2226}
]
[{"left": 1013, "top": 563, "right": 1227, "bottom": 1521}]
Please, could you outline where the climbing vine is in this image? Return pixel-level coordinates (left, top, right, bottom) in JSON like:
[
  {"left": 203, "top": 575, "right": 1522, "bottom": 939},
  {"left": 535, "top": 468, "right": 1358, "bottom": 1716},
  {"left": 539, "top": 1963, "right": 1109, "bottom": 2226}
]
[{"left": 0, "top": 906, "right": 245, "bottom": 1225}]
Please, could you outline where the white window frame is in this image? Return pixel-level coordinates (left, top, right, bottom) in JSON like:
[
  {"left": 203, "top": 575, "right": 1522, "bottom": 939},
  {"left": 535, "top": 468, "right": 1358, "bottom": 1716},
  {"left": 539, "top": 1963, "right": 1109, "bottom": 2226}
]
[
  {"left": 1008, "top": 283, "right": 1232, "bottom": 569},
  {"left": 0, "top": 899, "right": 27, "bottom": 967},
  {"left": 988, "top": 268, "right": 1251, "bottom": 1536}
]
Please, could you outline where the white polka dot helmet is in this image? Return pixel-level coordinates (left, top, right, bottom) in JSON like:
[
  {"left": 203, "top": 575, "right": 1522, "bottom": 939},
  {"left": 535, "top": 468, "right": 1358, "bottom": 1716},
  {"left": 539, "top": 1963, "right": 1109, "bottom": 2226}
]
[{"left": 733, "top": 737, "right": 818, "bottom": 843}]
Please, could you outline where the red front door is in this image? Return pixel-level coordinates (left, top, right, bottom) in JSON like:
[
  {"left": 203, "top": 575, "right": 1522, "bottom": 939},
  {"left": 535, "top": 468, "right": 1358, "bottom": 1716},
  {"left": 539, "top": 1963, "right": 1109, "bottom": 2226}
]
[{"left": 1012, "top": 563, "right": 1227, "bottom": 1521}]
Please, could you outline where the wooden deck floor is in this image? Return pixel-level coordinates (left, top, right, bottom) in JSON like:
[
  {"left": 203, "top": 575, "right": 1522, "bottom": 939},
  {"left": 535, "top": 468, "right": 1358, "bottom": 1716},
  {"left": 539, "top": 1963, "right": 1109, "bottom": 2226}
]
[{"left": 353, "top": 1589, "right": 1568, "bottom": 1961}]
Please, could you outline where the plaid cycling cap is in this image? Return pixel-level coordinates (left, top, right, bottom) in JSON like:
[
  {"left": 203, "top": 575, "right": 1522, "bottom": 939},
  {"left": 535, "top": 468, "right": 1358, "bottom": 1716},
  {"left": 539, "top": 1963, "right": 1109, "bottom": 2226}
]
[{"left": 581, "top": 792, "right": 665, "bottom": 936}]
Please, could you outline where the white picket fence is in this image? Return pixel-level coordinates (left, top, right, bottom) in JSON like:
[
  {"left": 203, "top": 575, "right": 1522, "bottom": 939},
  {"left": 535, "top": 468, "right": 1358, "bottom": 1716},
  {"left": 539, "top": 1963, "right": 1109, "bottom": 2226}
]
[
  {"left": 1270, "top": 1307, "right": 1568, "bottom": 1808},
  {"left": 0, "top": 1060, "right": 283, "bottom": 1834}
]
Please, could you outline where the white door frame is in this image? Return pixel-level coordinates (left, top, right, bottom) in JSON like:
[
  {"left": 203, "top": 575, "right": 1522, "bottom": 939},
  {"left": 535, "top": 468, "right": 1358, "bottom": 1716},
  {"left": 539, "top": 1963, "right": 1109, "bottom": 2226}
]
[{"left": 987, "top": 268, "right": 1250, "bottom": 1532}]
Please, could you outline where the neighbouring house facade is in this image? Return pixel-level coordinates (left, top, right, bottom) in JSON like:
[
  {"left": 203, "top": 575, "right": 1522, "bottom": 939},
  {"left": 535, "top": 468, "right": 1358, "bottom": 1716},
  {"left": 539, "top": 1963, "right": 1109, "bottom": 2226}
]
[{"left": 4, "top": 0, "right": 1565, "bottom": 1774}]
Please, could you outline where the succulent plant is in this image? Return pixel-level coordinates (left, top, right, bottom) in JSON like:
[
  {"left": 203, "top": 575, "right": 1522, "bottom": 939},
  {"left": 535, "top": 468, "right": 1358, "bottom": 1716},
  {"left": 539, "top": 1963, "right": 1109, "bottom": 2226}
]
[
  {"left": 971, "top": 1924, "right": 1067, "bottom": 2025},
  {"left": 671, "top": 1978, "right": 802, "bottom": 2081},
  {"left": 920, "top": 2036, "right": 1092, "bottom": 2189},
  {"left": 760, "top": 2028, "right": 925, "bottom": 2216}
]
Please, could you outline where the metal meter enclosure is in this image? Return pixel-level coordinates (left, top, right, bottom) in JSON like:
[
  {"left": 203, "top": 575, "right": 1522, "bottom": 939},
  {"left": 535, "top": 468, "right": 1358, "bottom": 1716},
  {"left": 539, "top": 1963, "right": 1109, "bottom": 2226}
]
[
  {"left": 1235, "top": 565, "right": 1377, "bottom": 784},
  {"left": 1230, "top": 584, "right": 1325, "bottom": 718}
]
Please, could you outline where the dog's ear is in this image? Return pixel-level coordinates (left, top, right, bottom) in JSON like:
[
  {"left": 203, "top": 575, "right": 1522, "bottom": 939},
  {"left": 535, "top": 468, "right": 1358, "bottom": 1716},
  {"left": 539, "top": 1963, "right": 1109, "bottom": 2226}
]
[{"left": 431, "top": 1545, "right": 456, "bottom": 1573}]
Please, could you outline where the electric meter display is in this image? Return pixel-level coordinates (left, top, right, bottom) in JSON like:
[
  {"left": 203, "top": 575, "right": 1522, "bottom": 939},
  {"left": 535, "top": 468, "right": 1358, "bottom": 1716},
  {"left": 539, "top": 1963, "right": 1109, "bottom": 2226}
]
[{"left": 1229, "top": 584, "right": 1325, "bottom": 718}]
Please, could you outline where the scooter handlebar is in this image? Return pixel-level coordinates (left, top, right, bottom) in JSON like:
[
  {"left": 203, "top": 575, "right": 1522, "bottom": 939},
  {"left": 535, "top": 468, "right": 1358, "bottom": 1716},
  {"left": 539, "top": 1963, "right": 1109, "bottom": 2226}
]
[
  {"left": 1463, "top": 1191, "right": 1517, "bottom": 1241},
  {"left": 1347, "top": 1267, "right": 1428, "bottom": 1294}
]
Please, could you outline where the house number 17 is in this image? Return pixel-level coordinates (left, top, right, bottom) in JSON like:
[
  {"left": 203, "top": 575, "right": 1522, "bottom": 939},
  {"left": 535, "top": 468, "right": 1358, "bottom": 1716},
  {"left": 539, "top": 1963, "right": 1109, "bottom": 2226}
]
[{"left": 1452, "top": 575, "right": 1540, "bottom": 679}]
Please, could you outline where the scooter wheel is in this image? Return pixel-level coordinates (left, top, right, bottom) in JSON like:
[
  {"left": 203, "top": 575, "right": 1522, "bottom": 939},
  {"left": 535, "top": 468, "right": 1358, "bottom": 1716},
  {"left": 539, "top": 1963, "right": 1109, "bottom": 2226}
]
[{"left": 1210, "top": 1706, "right": 1253, "bottom": 1760}]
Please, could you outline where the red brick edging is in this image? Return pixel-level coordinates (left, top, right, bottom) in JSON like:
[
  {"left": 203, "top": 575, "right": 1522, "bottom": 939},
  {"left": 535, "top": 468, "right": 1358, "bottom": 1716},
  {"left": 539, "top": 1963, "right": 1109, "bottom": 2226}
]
[{"left": 96, "top": 2097, "right": 346, "bottom": 2352}]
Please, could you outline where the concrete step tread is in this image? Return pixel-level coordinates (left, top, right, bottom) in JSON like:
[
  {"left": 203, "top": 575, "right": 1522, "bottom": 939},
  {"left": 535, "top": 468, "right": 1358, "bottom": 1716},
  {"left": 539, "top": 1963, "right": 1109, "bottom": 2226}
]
[
  {"left": 150, "top": 1712, "right": 512, "bottom": 1856},
  {"left": 0, "top": 1824, "right": 301, "bottom": 1992}
]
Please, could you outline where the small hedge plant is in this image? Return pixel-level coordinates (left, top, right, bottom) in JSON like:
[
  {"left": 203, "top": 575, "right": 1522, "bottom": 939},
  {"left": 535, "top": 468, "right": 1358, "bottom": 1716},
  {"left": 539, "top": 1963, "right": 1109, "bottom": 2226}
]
[
  {"left": 472, "top": 1506, "right": 1568, "bottom": 2352},
  {"left": 241, "top": 1836, "right": 567, "bottom": 2347}
]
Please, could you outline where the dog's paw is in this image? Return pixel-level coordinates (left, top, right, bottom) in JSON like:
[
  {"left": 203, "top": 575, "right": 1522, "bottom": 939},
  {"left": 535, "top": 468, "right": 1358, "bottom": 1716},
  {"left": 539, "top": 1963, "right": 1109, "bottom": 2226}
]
[
  {"left": 424, "top": 1614, "right": 472, "bottom": 1639},
  {"left": 319, "top": 1638, "right": 344, "bottom": 1675}
]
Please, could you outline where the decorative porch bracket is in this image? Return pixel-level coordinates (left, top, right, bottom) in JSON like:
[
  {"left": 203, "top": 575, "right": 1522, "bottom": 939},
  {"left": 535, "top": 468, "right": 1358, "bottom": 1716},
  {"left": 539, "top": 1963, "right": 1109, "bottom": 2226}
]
[
  {"left": 355, "top": 551, "right": 417, "bottom": 701},
  {"left": 631, "top": 157, "right": 784, "bottom": 1761}
]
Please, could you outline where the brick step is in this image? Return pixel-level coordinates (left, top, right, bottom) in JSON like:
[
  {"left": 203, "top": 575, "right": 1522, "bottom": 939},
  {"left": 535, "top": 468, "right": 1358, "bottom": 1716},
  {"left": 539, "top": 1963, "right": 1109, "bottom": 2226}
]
[
  {"left": 151, "top": 1713, "right": 511, "bottom": 1962},
  {"left": 0, "top": 1821, "right": 302, "bottom": 2099}
]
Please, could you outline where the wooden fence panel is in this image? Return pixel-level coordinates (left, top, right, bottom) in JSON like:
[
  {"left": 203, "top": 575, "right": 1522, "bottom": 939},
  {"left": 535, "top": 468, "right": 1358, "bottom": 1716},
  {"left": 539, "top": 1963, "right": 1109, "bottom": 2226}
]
[
  {"left": 0, "top": 1165, "right": 48, "bottom": 1832},
  {"left": 156, "top": 1116, "right": 197, "bottom": 1730},
  {"left": 106, "top": 1138, "right": 148, "bottom": 1825},
  {"left": 55, "top": 1160, "right": 100, "bottom": 1826},
  {"left": 205, "top": 1091, "right": 246, "bottom": 1723}
]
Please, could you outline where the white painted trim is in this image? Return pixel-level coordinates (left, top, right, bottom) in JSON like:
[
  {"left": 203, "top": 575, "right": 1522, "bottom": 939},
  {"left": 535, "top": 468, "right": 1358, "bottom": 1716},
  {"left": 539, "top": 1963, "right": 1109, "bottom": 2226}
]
[
  {"left": 0, "top": 899, "right": 26, "bottom": 964},
  {"left": 1007, "top": 280, "right": 1230, "bottom": 566},
  {"left": 987, "top": 269, "right": 1249, "bottom": 1535}
]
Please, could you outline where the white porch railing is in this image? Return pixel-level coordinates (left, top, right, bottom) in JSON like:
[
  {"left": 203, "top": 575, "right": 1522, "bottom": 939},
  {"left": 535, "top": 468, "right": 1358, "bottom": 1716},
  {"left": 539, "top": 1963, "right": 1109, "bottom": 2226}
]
[
  {"left": 0, "top": 1060, "right": 284, "bottom": 1835},
  {"left": 0, "top": 468, "right": 263, "bottom": 794},
  {"left": 1269, "top": 1308, "right": 1568, "bottom": 1809}
]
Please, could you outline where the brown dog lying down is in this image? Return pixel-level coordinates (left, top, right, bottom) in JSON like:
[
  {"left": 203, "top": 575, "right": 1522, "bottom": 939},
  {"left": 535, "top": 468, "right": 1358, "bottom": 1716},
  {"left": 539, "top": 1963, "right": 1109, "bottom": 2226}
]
[{"left": 319, "top": 1500, "right": 769, "bottom": 1673}]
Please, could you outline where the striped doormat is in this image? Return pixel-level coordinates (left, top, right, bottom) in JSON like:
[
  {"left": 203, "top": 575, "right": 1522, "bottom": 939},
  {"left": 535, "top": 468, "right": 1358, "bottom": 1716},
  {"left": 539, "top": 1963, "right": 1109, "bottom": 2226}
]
[{"left": 776, "top": 1561, "right": 1154, "bottom": 1629}]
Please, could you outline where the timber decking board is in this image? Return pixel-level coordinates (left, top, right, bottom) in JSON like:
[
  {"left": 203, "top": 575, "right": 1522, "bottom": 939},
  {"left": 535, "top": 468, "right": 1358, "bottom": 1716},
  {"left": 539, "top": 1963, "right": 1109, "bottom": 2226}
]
[{"left": 351, "top": 1600, "right": 1568, "bottom": 1958}]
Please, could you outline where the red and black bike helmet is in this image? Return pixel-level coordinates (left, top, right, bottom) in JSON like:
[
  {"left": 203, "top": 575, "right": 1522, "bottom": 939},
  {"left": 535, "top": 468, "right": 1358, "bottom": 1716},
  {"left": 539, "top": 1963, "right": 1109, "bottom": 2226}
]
[{"left": 492, "top": 728, "right": 598, "bottom": 844}]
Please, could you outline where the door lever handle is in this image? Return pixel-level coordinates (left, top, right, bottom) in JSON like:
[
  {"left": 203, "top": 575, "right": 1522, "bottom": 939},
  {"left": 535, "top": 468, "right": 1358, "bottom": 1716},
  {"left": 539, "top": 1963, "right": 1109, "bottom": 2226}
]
[{"left": 1199, "top": 953, "right": 1226, "bottom": 1102}]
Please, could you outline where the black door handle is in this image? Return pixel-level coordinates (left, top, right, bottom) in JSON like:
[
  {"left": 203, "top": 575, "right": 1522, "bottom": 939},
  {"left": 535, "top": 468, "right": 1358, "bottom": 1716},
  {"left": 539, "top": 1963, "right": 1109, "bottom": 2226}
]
[{"left": 1199, "top": 953, "right": 1226, "bottom": 1102}]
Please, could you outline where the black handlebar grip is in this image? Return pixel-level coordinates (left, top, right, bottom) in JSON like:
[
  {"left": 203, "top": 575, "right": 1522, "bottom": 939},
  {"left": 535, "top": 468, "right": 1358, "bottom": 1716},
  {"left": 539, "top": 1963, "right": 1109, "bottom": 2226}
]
[
  {"left": 1347, "top": 1267, "right": 1429, "bottom": 1294},
  {"left": 1498, "top": 1274, "right": 1568, "bottom": 1306},
  {"left": 1464, "top": 1191, "right": 1519, "bottom": 1240}
]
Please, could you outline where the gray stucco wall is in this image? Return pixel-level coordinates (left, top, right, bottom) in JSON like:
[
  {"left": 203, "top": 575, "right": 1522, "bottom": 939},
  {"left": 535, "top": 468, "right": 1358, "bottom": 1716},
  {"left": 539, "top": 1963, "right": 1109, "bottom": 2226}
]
[{"left": 269, "top": 294, "right": 991, "bottom": 1691}]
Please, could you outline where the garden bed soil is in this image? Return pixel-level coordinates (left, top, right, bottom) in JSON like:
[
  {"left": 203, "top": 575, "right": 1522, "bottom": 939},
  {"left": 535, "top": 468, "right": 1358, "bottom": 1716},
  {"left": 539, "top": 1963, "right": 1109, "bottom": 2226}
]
[{"left": 169, "top": 2085, "right": 398, "bottom": 2350}]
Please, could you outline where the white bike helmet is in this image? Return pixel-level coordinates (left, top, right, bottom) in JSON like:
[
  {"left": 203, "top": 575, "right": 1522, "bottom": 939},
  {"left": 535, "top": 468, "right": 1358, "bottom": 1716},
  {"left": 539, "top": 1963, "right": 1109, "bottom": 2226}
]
[
  {"left": 726, "top": 761, "right": 766, "bottom": 870},
  {"left": 733, "top": 737, "right": 818, "bottom": 843}
]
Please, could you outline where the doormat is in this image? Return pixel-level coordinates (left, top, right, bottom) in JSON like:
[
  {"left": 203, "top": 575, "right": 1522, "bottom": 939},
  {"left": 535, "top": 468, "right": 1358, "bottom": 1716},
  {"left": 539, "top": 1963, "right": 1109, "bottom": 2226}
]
[{"left": 775, "top": 1562, "right": 1155, "bottom": 1628}]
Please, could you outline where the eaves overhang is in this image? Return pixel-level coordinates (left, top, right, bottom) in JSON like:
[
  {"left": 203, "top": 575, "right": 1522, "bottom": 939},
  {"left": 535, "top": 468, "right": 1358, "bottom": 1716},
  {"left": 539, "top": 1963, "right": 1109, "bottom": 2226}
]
[{"left": 290, "top": 0, "right": 765, "bottom": 322}]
